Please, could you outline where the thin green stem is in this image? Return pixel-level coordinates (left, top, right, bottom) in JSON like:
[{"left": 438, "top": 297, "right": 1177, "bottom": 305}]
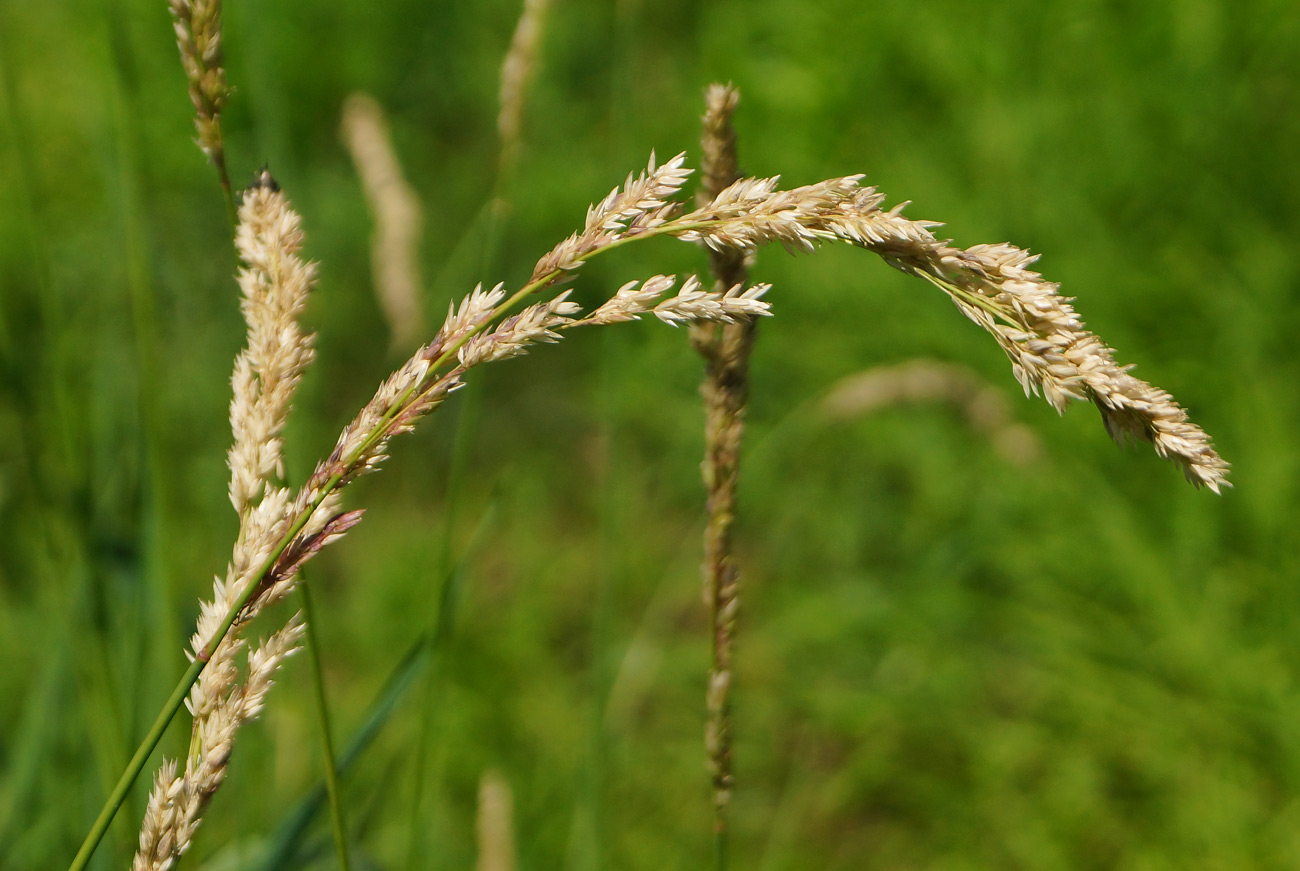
[
  {"left": 404, "top": 389, "right": 481, "bottom": 869},
  {"left": 215, "top": 153, "right": 238, "bottom": 229},
  {"left": 299, "top": 586, "right": 351, "bottom": 871},
  {"left": 915, "top": 270, "right": 1006, "bottom": 322},
  {"left": 67, "top": 656, "right": 206, "bottom": 871},
  {"left": 68, "top": 479, "right": 328, "bottom": 870}
]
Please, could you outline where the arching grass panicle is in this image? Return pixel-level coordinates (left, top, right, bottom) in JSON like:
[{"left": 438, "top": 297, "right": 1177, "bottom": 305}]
[{"left": 678, "top": 175, "right": 1229, "bottom": 491}]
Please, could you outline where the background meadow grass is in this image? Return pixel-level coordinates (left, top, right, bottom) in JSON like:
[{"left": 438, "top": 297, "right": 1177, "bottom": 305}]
[{"left": 2, "top": 0, "right": 1298, "bottom": 868}]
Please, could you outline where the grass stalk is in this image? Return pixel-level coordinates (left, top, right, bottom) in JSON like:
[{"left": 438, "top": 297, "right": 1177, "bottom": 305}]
[
  {"left": 298, "top": 586, "right": 352, "bottom": 871},
  {"left": 404, "top": 392, "right": 483, "bottom": 869},
  {"left": 690, "top": 83, "right": 752, "bottom": 871},
  {"left": 67, "top": 655, "right": 207, "bottom": 871}
]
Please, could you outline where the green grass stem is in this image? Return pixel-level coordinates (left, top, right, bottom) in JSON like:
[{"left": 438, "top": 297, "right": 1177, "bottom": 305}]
[
  {"left": 299, "top": 586, "right": 352, "bottom": 871},
  {"left": 67, "top": 655, "right": 207, "bottom": 871}
]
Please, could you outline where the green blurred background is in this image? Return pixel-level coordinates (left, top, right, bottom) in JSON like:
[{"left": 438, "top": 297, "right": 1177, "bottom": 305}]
[{"left": 2, "top": 0, "right": 1298, "bottom": 868}]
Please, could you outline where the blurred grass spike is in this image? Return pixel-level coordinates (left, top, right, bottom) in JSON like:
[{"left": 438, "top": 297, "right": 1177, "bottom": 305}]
[
  {"left": 822, "top": 359, "right": 1044, "bottom": 467},
  {"left": 168, "top": 0, "right": 236, "bottom": 222},
  {"left": 476, "top": 770, "right": 518, "bottom": 871},
  {"left": 341, "top": 93, "right": 428, "bottom": 350},
  {"left": 497, "top": 0, "right": 551, "bottom": 182}
]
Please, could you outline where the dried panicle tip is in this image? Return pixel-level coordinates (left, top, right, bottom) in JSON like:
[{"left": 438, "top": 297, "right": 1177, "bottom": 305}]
[
  {"left": 169, "top": 0, "right": 230, "bottom": 169},
  {"left": 246, "top": 167, "right": 280, "bottom": 192},
  {"left": 921, "top": 245, "right": 1230, "bottom": 492},
  {"left": 699, "top": 83, "right": 742, "bottom": 206},
  {"left": 696, "top": 82, "right": 751, "bottom": 301},
  {"left": 531, "top": 152, "right": 693, "bottom": 282},
  {"left": 910, "top": 253, "right": 1228, "bottom": 488}
]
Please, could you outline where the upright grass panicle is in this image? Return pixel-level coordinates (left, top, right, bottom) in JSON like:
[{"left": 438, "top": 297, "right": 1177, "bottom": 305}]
[
  {"left": 133, "top": 171, "right": 323, "bottom": 871},
  {"left": 689, "top": 83, "right": 752, "bottom": 868}
]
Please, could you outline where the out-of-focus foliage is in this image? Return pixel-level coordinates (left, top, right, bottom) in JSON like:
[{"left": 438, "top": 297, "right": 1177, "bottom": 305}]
[{"left": 1, "top": 1, "right": 1297, "bottom": 868}]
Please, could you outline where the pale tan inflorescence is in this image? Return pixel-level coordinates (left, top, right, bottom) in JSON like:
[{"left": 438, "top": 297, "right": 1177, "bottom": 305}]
[
  {"left": 134, "top": 618, "right": 305, "bottom": 871},
  {"left": 227, "top": 172, "right": 317, "bottom": 515},
  {"left": 476, "top": 771, "right": 518, "bottom": 871},
  {"left": 135, "top": 176, "right": 322, "bottom": 871},
  {"left": 834, "top": 214, "right": 1228, "bottom": 492},
  {"left": 691, "top": 82, "right": 752, "bottom": 829}
]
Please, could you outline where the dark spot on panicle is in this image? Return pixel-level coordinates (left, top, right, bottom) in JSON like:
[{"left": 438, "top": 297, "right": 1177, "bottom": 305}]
[{"left": 246, "top": 165, "right": 280, "bottom": 193}]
